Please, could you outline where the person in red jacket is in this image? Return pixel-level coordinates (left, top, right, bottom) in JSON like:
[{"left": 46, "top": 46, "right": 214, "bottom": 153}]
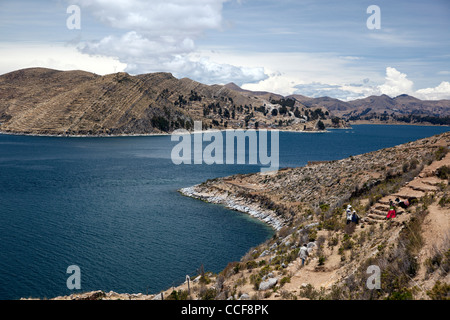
[{"left": 386, "top": 199, "right": 396, "bottom": 219}]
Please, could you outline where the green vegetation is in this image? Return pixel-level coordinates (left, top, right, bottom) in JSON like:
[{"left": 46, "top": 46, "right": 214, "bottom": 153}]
[
  {"left": 317, "top": 120, "right": 325, "bottom": 131},
  {"left": 151, "top": 115, "right": 170, "bottom": 132},
  {"left": 436, "top": 165, "right": 449, "bottom": 179},
  {"left": 426, "top": 281, "right": 450, "bottom": 300},
  {"left": 435, "top": 147, "right": 449, "bottom": 161},
  {"left": 167, "top": 289, "right": 189, "bottom": 300}
]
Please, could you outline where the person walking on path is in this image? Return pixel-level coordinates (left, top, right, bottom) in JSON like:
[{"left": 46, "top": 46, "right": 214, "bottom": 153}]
[{"left": 299, "top": 244, "right": 309, "bottom": 267}]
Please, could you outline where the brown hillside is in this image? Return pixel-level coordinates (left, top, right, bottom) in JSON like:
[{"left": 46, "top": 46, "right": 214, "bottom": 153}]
[{"left": 0, "top": 68, "right": 344, "bottom": 135}]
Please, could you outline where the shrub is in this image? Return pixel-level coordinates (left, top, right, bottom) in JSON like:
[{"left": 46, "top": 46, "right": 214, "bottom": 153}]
[
  {"left": 435, "top": 146, "right": 448, "bottom": 161},
  {"left": 246, "top": 261, "right": 258, "bottom": 270},
  {"left": 308, "top": 227, "right": 318, "bottom": 242},
  {"left": 439, "top": 195, "right": 450, "bottom": 208},
  {"left": 299, "top": 284, "right": 320, "bottom": 300},
  {"left": 198, "top": 287, "right": 217, "bottom": 300},
  {"left": 409, "top": 158, "right": 419, "bottom": 170},
  {"left": 166, "top": 289, "right": 189, "bottom": 300},
  {"left": 328, "top": 236, "right": 339, "bottom": 247},
  {"left": 259, "top": 265, "right": 272, "bottom": 277},
  {"left": 222, "top": 262, "right": 241, "bottom": 277},
  {"left": 402, "top": 162, "right": 409, "bottom": 173},
  {"left": 436, "top": 165, "right": 449, "bottom": 180},
  {"left": 385, "top": 288, "right": 414, "bottom": 300},
  {"left": 426, "top": 281, "right": 450, "bottom": 300},
  {"left": 317, "top": 120, "right": 325, "bottom": 131},
  {"left": 151, "top": 115, "right": 170, "bottom": 132},
  {"left": 318, "top": 256, "right": 326, "bottom": 266},
  {"left": 280, "top": 276, "right": 291, "bottom": 287},
  {"left": 341, "top": 234, "right": 354, "bottom": 250},
  {"left": 250, "top": 274, "right": 262, "bottom": 291}
]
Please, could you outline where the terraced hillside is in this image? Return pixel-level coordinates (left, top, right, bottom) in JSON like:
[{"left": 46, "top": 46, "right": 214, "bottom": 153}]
[{"left": 0, "top": 68, "right": 346, "bottom": 135}]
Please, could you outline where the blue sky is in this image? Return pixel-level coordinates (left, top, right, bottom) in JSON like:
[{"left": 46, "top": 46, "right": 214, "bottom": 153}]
[{"left": 1, "top": 0, "right": 449, "bottom": 100}]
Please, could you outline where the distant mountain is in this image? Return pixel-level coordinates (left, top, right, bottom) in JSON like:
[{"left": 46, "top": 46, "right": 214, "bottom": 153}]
[{"left": 224, "top": 82, "right": 284, "bottom": 102}]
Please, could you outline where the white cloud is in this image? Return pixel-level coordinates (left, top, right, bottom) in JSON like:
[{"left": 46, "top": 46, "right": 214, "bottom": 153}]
[
  {"left": 415, "top": 81, "right": 450, "bottom": 100},
  {"left": 163, "top": 55, "right": 268, "bottom": 85},
  {"left": 375, "top": 67, "right": 450, "bottom": 100},
  {"left": 286, "top": 67, "right": 450, "bottom": 101},
  {"left": 72, "top": 0, "right": 225, "bottom": 36},
  {"left": 377, "top": 67, "right": 414, "bottom": 97},
  {"left": 0, "top": 43, "right": 126, "bottom": 76},
  {"left": 71, "top": 0, "right": 267, "bottom": 85}
]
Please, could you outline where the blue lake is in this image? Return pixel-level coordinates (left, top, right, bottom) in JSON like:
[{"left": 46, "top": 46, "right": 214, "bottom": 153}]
[{"left": 0, "top": 125, "right": 448, "bottom": 299}]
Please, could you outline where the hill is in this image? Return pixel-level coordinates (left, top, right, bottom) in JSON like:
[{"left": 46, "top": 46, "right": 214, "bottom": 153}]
[
  {"left": 288, "top": 93, "right": 450, "bottom": 125},
  {"left": 0, "top": 68, "right": 345, "bottom": 136}
]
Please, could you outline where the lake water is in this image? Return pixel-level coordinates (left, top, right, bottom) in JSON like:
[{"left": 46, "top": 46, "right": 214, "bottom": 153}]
[{"left": 0, "top": 125, "right": 448, "bottom": 299}]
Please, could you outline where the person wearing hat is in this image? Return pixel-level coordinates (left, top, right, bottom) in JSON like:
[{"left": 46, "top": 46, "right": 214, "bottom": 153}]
[
  {"left": 351, "top": 210, "right": 360, "bottom": 224},
  {"left": 346, "top": 205, "right": 353, "bottom": 225}
]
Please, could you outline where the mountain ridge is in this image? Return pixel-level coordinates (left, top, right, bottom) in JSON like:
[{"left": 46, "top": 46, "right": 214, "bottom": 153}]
[{"left": 1, "top": 68, "right": 449, "bottom": 136}]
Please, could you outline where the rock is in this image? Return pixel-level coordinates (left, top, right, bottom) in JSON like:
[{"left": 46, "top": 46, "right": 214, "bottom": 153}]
[
  {"left": 305, "top": 222, "right": 319, "bottom": 229},
  {"left": 259, "top": 250, "right": 270, "bottom": 258},
  {"left": 307, "top": 241, "right": 316, "bottom": 248},
  {"left": 73, "top": 290, "right": 106, "bottom": 300},
  {"left": 216, "top": 292, "right": 227, "bottom": 300},
  {"left": 239, "top": 293, "right": 250, "bottom": 300},
  {"left": 152, "top": 293, "right": 162, "bottom": 300},
  {"left": 259, "top": 278, "right": 278, "bottom": 291}
]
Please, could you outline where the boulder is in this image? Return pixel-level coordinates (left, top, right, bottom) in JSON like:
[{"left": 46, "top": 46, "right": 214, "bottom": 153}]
[
  {"left": 259, "top": 278, "right": 278, "bottom": 291},
  {"left": 307, "top": 241, "right": 316, "bottom": 249},
  {"left": 73, "top": 290, "right": 106, "bottom": 300},
  {"left": 259, "top": 250, "right": 270, "bottom": 258},
  {"left": 239, "top": 293, "right": 250, "bottom": 300}
]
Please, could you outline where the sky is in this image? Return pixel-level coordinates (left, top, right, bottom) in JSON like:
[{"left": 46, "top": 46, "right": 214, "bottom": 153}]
[{"left": 0, "top": 0, "right": 449, "bottom": 101}]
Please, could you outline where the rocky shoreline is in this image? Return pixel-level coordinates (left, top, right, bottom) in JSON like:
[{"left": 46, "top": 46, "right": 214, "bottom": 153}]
[
  {"left": 0, "top": 126, "right": 334, "bottom": 138},
  {"left": 179, "top": 185, "right": 286, "bottom": 231}
]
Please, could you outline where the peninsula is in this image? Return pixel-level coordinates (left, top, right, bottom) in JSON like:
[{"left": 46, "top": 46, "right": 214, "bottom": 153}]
[{"left": 38, "top": 131, "right": 450, "bottom": 300}]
